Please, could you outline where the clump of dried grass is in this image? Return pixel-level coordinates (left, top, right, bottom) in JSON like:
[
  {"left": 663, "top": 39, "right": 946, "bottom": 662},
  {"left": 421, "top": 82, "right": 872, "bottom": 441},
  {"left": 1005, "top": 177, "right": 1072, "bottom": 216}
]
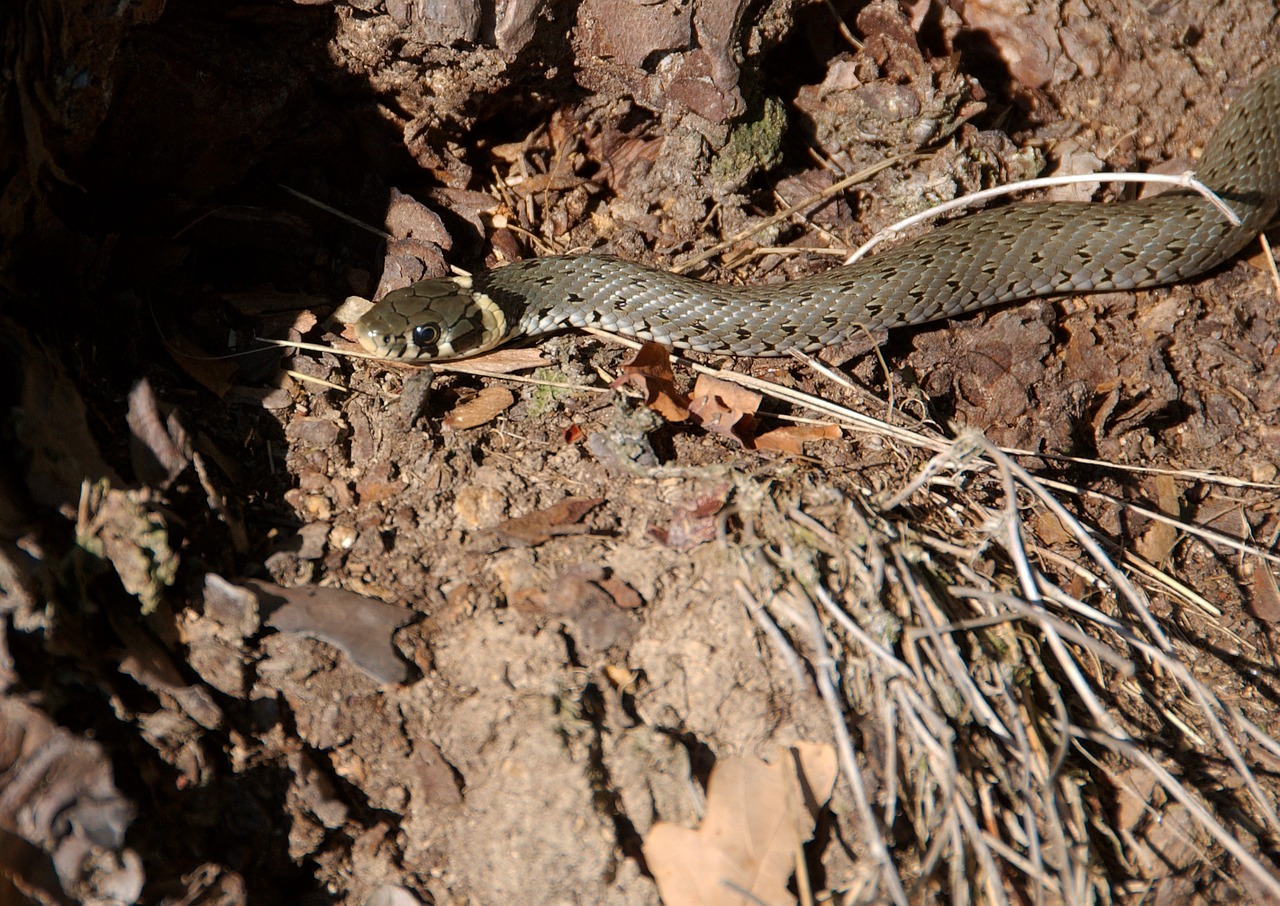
[{"left": 731, "top": 427, "right": 1280, "bottom": 904}]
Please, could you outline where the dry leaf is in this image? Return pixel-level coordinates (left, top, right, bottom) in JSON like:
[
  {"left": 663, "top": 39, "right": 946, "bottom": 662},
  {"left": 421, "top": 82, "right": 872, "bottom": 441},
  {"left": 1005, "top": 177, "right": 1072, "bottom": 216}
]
[
  {"left": 688, "top": 374, "right": 761, "bottom": 447},
  {"left": 1134, "top": 474, "right": 1180, "bottom": 564},
  {"left": 10, "top": 327, "right": 122, "bottom": 510},
  {"left": 644, "top": 743, "right": 837, "bottom": 906},
  {"left": 127, "top": 379, "right": 192, "bottom": 488},
  {"left": 164, "top": 333, "right": 240, "bottom": 397},
  {"left": 414, "top": 739, "right": 464, "bottom": 809},
  {"left": 648, "top": 487, "right": 730, "bottom": 551},
  {"left": 442, "top": 386, "right": 516, "bottom": 430},
  {"left": 754, "top": 423, "right": 841, "bottom": 455},
  {"left": 0, "top": 698, "right": 144, "bottom": 904},
  {"left": 1242, "top": 238, "right": 1277, "bottom": 272},
  {"left": 257, "top": 581, "right": 416, "bottom": 684},
  {"left": 612, "top": 342, "right": 691, "bottom": 421},
  {"left": 612, "top": 346, "right": 832, "bottom": 454},
  {"left": 691, "top": 375, "right": 761, "bottom": 416},
  {"left": 477, "top": 496, "right": 604, "bottom": 551},
  {"left": 1248, "top": 562, "right": 1280, "bottom": 623},
  {"left": 543, "top": 566, "right": 642, "bottom": 656}
]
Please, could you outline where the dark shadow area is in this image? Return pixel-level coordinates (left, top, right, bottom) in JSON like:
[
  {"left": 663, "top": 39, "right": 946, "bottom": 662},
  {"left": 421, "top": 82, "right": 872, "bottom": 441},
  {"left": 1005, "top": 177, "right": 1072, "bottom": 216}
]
[{"left": 3, "top": 0, "right": 443, "bottom": 900}]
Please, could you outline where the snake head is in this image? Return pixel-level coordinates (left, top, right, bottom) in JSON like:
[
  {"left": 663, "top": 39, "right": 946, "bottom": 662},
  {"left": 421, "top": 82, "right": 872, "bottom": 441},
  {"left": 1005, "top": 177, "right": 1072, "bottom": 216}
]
[{"left": 354, "top": 275, "right": 509, "bottom": 361}]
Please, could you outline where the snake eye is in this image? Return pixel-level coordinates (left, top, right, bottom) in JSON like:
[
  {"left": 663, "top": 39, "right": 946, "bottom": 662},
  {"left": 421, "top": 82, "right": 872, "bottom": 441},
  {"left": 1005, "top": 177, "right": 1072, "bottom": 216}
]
[{"left": 412, "top": 324, "right": 440, "bottom": 348}]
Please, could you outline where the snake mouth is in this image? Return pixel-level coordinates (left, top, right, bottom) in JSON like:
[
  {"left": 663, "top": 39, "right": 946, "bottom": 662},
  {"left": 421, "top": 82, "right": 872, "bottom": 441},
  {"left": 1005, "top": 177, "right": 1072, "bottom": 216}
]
[
  {"left": 353, "top": 317, "right": 407, "bottom": 360},
  {"left": 354, "top": 328, "right": 390, "bottom": 357}
]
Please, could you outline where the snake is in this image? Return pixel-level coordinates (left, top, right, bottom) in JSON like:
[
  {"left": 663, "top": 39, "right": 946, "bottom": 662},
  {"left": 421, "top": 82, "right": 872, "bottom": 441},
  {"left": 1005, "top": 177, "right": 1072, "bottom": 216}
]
[{"left": 356, "top": 67, "right": 1280, "bottom": 362}]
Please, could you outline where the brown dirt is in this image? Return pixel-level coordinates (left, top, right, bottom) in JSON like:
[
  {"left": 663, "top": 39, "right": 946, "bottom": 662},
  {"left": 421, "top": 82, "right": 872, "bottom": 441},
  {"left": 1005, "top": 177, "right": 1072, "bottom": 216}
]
[{"left": 2, "top": 0, "right": 1279, "bottom": 903}]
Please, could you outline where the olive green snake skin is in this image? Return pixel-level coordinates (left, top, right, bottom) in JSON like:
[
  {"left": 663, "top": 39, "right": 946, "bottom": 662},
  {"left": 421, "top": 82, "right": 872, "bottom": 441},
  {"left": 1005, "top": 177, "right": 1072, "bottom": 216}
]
[{"left": 356, "top": 67, "right": 1280, "bottom": 362}]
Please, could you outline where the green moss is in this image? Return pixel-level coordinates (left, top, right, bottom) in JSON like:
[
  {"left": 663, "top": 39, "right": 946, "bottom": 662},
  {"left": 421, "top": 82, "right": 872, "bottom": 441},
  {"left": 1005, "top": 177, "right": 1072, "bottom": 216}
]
[
  {"left": 525, "top": 367, "right": 579, "bottom": 418},
  {"left": 712, "top": 95, "right": 787, "bottom": 187}
]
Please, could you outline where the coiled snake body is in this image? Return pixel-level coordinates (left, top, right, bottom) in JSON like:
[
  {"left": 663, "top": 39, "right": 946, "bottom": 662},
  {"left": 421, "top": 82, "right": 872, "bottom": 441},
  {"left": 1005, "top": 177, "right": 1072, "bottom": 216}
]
[{"left": 357, "top": 67, "right": 1280, "bottom": 362}]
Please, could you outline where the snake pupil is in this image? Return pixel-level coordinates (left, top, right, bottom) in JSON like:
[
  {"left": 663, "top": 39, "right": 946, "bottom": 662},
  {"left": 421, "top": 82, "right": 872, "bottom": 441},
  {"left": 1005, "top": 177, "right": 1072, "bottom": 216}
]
[{"left": 413, "top": 324, "right": 440, "bottom": 347}]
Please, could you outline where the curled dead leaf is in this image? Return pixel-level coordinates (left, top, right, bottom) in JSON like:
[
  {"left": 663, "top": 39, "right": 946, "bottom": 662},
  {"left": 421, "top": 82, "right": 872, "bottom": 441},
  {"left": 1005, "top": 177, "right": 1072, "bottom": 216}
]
[
  {"left": 0, "top": 698, "right": 144, "bottom": 904},
  {"left": 438, "top": 347, "right": 548, "bottom": 374},
  {"left": 754, "top": 423, "right": 842, "bottom": 455},
  {"left": 442, "top": 387, "right": 516, "bottom": 430},
  {"left": 612, "top": 342, "right": 691, "bottom": 421},
  {"left": 648, "top": 486, "right": 730, "bottom": 551},
  {"left": 1248, "top": 563, "right": 1280, "bottom": 623},
  {"left": 127, "top": 379, "right": 193, "bottom": 488},
  {"left": 544, "top": 566, "right": 642, "bottom": 657},
  {"left": 688, "top": 374, "right": 760, "bottom": 447}
]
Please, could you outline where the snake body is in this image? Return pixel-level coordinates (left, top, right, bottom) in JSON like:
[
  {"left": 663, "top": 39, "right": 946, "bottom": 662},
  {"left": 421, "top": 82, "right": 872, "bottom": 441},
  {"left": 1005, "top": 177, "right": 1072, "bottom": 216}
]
[{"left": 357, "top": 67, "right": 1280, "bottom": 362}]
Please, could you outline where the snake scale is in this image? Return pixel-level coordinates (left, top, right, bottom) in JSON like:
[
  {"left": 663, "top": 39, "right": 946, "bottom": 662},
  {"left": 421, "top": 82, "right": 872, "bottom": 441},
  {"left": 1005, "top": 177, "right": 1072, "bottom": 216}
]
[{"left": 357, "top": 67, "right": 1280, "bottom": 362}]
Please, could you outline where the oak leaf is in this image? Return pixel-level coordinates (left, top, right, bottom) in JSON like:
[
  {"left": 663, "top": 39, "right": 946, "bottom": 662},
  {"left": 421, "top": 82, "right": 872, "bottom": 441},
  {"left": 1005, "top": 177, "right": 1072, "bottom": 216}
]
[{"left": 643, "top": 743, "right": 837, "bottom": 906}]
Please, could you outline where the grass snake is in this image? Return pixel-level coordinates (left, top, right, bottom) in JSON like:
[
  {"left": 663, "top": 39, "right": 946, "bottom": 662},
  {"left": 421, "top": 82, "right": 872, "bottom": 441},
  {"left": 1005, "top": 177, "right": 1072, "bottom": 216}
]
[{"left": 356, "top": 67, "right": 1280, "bottom": 362}]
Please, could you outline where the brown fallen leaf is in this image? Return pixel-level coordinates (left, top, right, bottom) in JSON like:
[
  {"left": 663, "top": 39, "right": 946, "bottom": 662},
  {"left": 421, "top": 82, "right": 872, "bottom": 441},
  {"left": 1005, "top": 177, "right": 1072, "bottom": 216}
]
[
  {"left": 688, "top": 374, "right": 761, "bottom": 447},
  {"left": 256, "top": 580, "right": 416, "bottom": 684},
  {"left": 544, "top": 566, "right": 642, "bottom": 656},
  {"left": 644, "top": 743, "right": 838, "bottom": 906},
  {"left": 754, "top": 423, "right": 842, "bottom": 455},
  {"left": 691, "top": 374, "right": 761, "bottom": 416},
  {"left": 9, "top": 323, "right": 122, "bottom": 510},
  {"left": 1248, "top": 562, "right": 1280, "bottom": 623},
  {"left": 648, "top": 486, "right": 730, "bottom": 551},
  {"left": 127, "top": 379, "right": 192, "bottom": 488},
  {"left": 611, "top": 345, "right": 835, "bottom": 454},
  {"left": 1134, "top": 474, "right": 1180, "bottom": 564},
  {"left": 1242, "top": 238, "right": 1277, "bottom": 273},
  {"left": 163, "top": 333, "right": 240, "bottom": 397},
  {"left": 442, "top": 386, "right": 516, "bottom": 430},
  {"left": 414, "top": 739, "right": 465, "bottom": 809},
  {"left": 476, "top": 496, "right": 605, "bottom": 551},
  {"left": 612, "top": 342, "right": 691, "bottom": 421}
]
